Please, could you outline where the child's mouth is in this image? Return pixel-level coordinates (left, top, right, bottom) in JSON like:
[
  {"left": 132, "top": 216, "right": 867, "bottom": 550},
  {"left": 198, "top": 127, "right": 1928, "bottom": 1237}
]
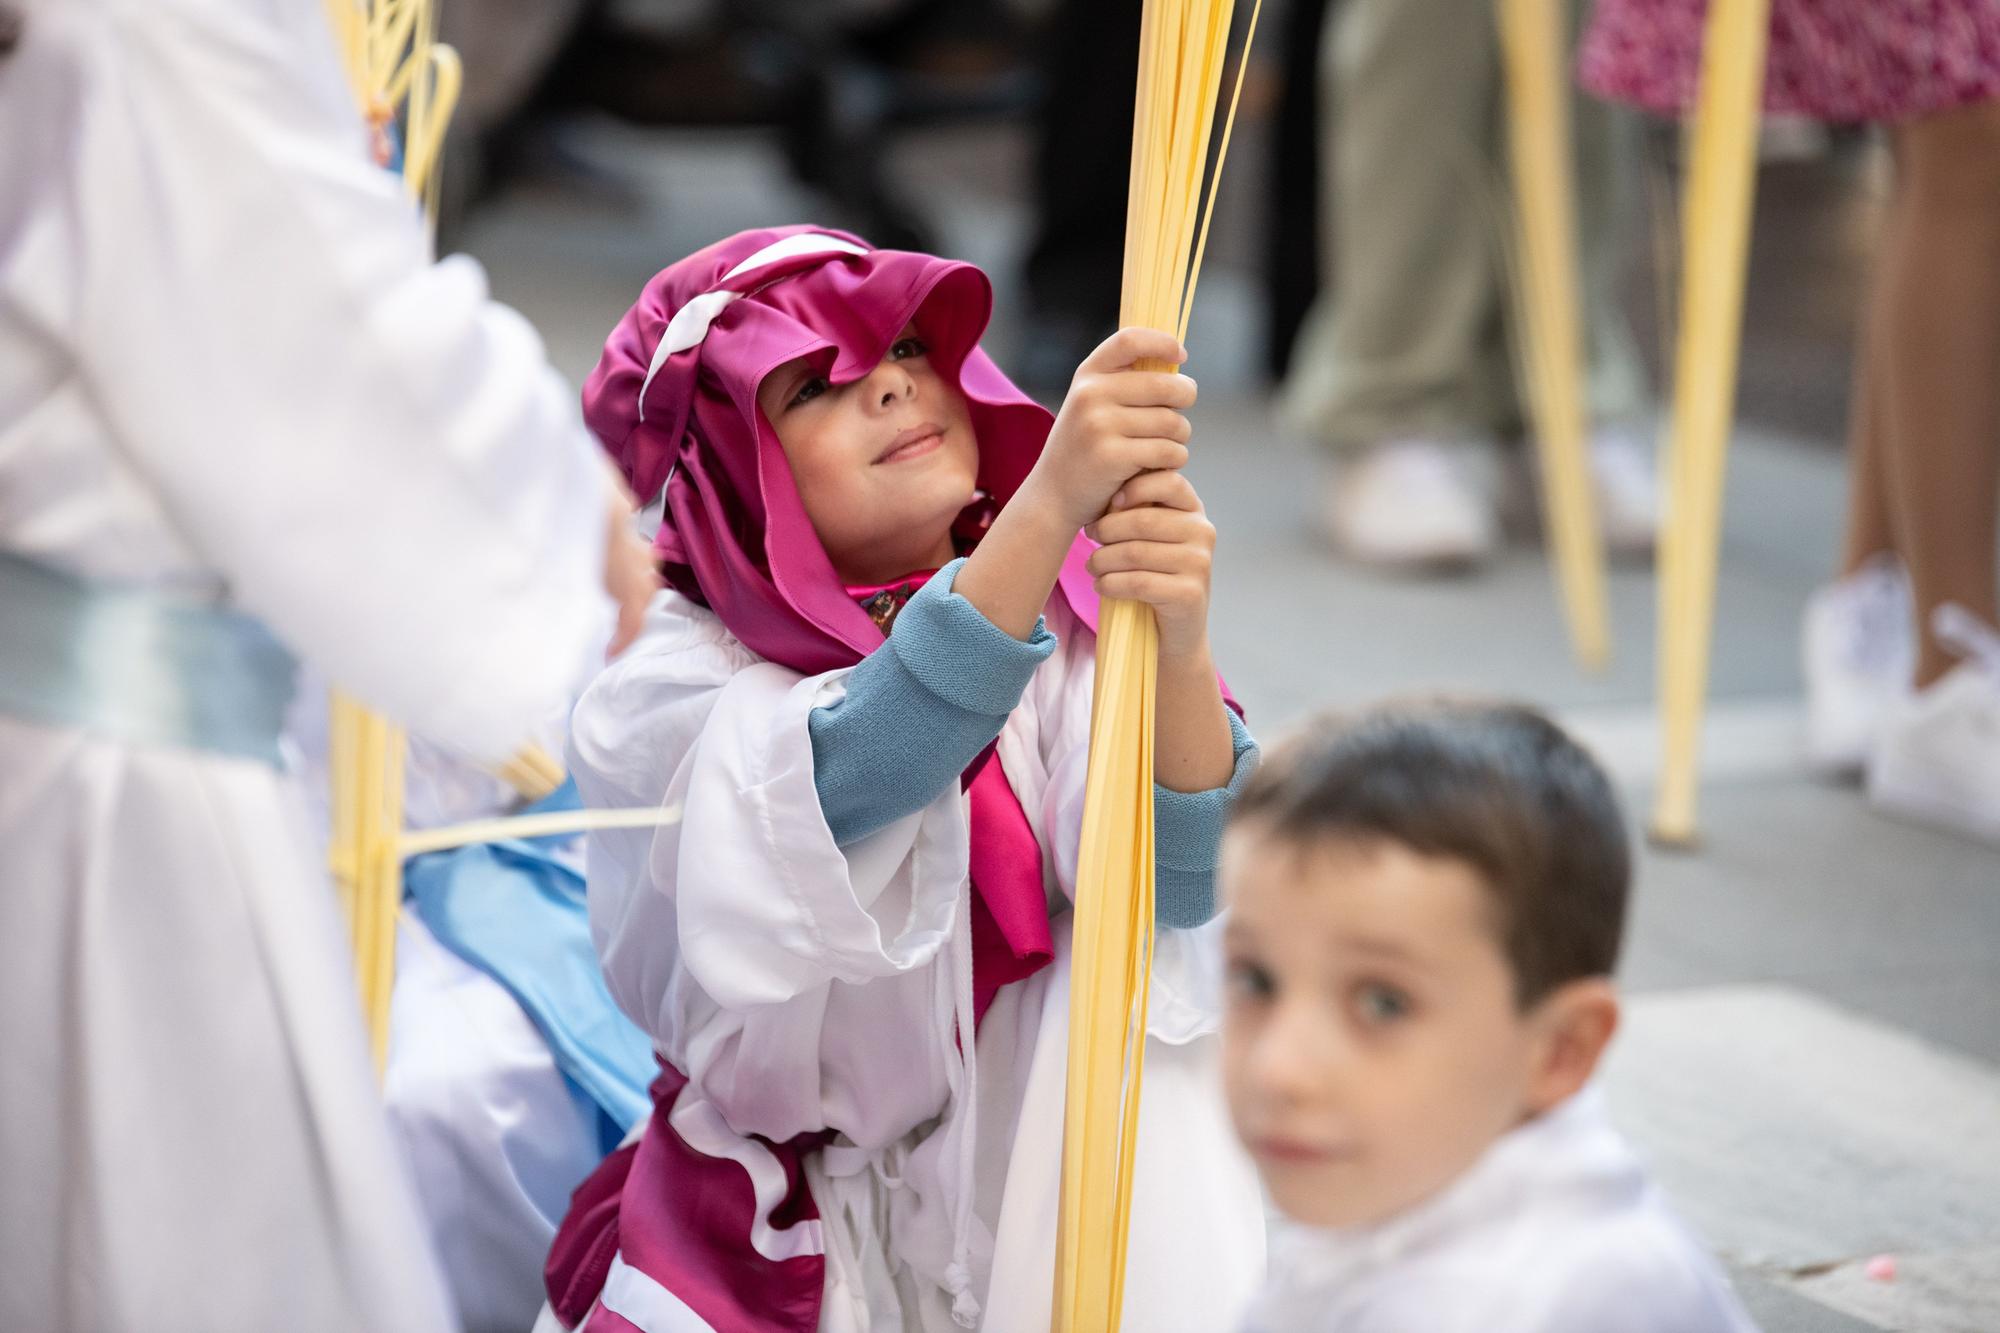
[
  {"left": 876, "top": 424, "right": 945, "bottom": 464},
  {"left": 1251, "top": 1135, "right": 1356, "bottom": 1166}
]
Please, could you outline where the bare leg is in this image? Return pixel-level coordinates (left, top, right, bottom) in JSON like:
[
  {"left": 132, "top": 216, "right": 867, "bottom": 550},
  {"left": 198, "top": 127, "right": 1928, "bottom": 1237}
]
[
  {"left": 1839, "top": 237, "right": 1898, "bottom": 575},
  {"left": 1875, "top": 102, "right": 2000, "bottom": 686}
]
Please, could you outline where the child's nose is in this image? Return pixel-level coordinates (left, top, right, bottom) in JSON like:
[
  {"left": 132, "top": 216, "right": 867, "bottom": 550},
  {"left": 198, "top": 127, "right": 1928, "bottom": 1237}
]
[
  {"left": 865, "top": 360, "right": 916, "bottom": 410},
  {"left": 1249, "top": 1003, "right": 1338, "bottom": 1103}
]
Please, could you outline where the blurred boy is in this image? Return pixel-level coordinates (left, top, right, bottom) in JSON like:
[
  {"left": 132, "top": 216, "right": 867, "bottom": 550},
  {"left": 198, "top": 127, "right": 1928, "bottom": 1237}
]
[{"left": 1221, "top": 701, "right": 1757, "bottom": 1332}]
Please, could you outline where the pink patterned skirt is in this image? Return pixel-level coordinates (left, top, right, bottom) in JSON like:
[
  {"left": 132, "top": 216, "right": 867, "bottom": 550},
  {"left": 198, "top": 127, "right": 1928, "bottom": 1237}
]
[{"left": 1579, "top": 0, "right": 2000, "bottom": 123}]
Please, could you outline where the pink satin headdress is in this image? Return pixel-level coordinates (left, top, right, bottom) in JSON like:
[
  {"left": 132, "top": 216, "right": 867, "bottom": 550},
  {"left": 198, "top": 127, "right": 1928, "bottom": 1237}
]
[{"left": 582, "top": 224, "right": 1099, "bottom": 675}]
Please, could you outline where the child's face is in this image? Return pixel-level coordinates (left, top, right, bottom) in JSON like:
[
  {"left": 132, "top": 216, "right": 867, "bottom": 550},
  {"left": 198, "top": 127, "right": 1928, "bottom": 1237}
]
[
  {"left": 757, "top": 322, "right": 980, "bottom": 586},
  {"left": 1219, "top": 828, "right": 1556, "bottom": 1230}
]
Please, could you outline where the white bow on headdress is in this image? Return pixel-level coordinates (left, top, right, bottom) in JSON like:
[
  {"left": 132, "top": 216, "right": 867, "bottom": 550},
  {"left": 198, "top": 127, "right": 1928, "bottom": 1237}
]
[{"left": 635, "top": 233, "right": 869, "bottom": 421}]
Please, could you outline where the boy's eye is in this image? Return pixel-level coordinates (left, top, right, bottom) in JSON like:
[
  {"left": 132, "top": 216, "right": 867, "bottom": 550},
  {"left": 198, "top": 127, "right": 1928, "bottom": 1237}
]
[
  {"left": 889, "top": 335, "right": 928, "bottom": 361},
  {"left": 1353, "top": 982, "right": 1412, "bottom": 1026},
  {"left": 788, "top": 376, "right": 829, "bottom": 408},
  {"left": 1225, "top": 959, "right": 1276, "bottom": 1003}
]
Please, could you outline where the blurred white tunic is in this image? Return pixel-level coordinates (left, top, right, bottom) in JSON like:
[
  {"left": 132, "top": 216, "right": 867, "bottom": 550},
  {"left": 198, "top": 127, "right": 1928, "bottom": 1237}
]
[
  {"left": 388, "top": 911, "right": 607, "bottom": 1333},
  {"left": 0, "top": 1, "right": 609, "bottom": 1329},
  {"left": 1243, "top": 1090, "right": 1762, "bottom": 1333},
  {"left": 285, "top": 692, "right": 620, "bottom": 1333}
]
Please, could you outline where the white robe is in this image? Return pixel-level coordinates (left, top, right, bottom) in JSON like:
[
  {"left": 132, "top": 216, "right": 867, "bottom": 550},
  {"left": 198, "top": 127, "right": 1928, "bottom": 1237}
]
[
  {"left": 1242, "top": 1090, "right": 1761, "bottom": 1333},
  {"left": 0, "top": 2, "right": 610, "bottom": 1328},
  {"left": 290, "top": 696, "right": 616, "bottom": 1333},
  {"left": 380, "top": 722, "right": 632, "bottom": 1333},
  {"left": 568, "top": 589, "right": 1267, "bottom": 1332},
  {"left": 388, "top": 911, "right": 607, "bottom": 1333}
]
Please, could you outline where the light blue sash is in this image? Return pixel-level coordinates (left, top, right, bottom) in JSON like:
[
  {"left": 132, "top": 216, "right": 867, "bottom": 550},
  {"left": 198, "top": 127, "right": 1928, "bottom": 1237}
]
[
  {"left": 406, "top": 778, "right": 657, "bottom": 1145},
  {"left": 0, "top": 550, "right": 297, "bottom": 766}
]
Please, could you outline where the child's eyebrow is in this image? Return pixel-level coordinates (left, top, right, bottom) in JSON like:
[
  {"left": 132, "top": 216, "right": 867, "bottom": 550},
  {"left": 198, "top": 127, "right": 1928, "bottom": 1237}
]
[{"left": 1328, "top": 933, "right": 1428, "bottom": 965}]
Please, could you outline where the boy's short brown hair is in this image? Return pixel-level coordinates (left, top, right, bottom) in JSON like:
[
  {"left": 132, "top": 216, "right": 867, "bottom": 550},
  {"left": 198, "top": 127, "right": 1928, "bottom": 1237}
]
[{"left": 1231, "top": 699, "right": 1630, "bottom": 1007}]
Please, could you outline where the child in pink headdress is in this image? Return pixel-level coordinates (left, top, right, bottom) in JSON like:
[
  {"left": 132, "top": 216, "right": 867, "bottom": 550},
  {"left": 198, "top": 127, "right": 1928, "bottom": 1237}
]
[{"left": 543, "top": 226, "right": 1266, "bottom": 1331}]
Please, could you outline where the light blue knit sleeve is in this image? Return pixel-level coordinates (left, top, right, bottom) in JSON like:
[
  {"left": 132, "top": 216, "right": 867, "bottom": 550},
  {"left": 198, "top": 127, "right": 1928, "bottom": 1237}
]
[
  {"left": 1152, "top": 707, "right": 1259, "bottom": 929},
  {"left": 809, "top": 558, "right": 1056, "bottom": 847}
]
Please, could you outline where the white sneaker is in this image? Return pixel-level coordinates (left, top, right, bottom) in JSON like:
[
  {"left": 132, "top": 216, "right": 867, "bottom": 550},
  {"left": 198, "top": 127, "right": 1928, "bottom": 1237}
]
[
  {"left": 1499, "top": 426, "right": 1659, "bottom": 557},
  {"left": 1868, "top": 604, "right": 2000, "bottom": 845},
  {"left": 1590, "top": 427, "right": 1660, "bottom": 556},
  {"left": 1324, "top": 439, "right": 1498, "bottom": 570},
  {"left": 1801, "top": 556, "right": 1914, "bottom": 774}
]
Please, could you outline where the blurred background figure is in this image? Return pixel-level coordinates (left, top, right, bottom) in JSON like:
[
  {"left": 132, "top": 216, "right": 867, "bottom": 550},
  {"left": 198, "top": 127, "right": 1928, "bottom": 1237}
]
[
  {"left": 435, "top": 0, "right": 1045, "bottom": 255},
  {"left": 1277, "top": 0, "right": 1658, "bottom": 571},
  {"left": 1583, "top": 0, "right": 2000, "bottom": 842},
  {"left": 436, "top": 0, "right": 1169, "bottom": 402},
  {"left": 0, "top": 2, "right": 649, "bottom": 1329},
  {"left": 1016, "top": 0, "right": 1140, "bottom": 393}
]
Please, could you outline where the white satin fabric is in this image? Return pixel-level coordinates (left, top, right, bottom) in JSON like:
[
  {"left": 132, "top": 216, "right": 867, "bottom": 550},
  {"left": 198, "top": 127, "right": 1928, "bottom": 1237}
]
[
  {"left": 0, "top": 2, "right": 610, "bottom": 1328},
  {"left": 387, "top": 912, "right": 608, "bottom": 1333},
  {"left": 569, "top": 589, "right": 1266, "bottom": 1332}
]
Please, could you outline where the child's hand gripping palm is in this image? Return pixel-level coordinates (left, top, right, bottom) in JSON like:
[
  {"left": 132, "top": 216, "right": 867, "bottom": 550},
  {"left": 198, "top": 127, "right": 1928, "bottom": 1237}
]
[
  {"left": 1085, "top": 469, "right": 1216, "bottom": 663},
  {"left": 1087, "top": 468, "right": 1234, "bottom": 793},
  {"left": 954, "top": 326, "right": 1193, "bottom": 638},
  {"left": 956, "top": 325, "right": 1234, "bottom": 791}
]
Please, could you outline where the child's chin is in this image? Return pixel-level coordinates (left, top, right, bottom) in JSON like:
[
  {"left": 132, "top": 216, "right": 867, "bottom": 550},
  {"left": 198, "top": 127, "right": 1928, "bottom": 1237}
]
[
  {"left": 893, "top": 479, "right": 977, "bottom": 528},
  {"left": 1266, "top": 1171, "right": 1391, "bottom": 1232}
]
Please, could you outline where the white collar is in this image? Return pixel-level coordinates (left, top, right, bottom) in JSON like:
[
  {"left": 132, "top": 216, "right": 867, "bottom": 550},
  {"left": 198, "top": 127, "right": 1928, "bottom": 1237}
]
[{"left": 1262, "top": 1088, "right": 1644, "bottom": 1297}]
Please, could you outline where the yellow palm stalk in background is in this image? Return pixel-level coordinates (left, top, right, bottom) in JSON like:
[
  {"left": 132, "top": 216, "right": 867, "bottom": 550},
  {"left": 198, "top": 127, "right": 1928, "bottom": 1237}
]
[
  {"left": 326, "top": 696, "right": 406, "bottom": 1075},
  {"left": 1054, "top": 1, "right": 1260, "bottom": 1327},
  {"left": 320, "top": 0, "right": 499, "bottom": 1074},
  {"left": 321, "top": 1, "right": 672, "bottom": 1075},
  {"left": 1497, "top": 0, "right": 1610, "bottom": 670},
  {"left": 1652, "top": 0, "right": 1771, "bottom": 846}
]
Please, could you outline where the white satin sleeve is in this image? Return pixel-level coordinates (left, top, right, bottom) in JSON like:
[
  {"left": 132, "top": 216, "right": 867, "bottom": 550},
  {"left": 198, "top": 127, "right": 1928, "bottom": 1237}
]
[
  {"left": 1, "top": 0, "right": 609, "bottom": 760},
  {"left": 569, "top": 595, "right": 964, "bottom": 1145}
]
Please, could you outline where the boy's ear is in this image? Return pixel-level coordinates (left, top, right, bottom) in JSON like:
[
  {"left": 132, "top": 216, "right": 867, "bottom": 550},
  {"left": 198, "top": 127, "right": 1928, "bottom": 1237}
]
[{"left": 1524, "top": 978, "right": 1619, "bottom": 1116}]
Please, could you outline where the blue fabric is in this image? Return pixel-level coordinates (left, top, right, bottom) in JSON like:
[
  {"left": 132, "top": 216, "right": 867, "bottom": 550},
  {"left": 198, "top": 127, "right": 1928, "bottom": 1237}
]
[
  {"left": 405, "top": 779, "right": 656, "bottom": 1141},
  {"left": 0, "top": 549, "right": 297, "bottom": 766},
  {"left": 810, "top": 559, "right": 1056, "bottom": 847},
  {"left": 1153, "top": 707, "right": 1259, "bottom": 929},
  {"left": 808, "top": 558, "right": 1259, "bottom": 930}
]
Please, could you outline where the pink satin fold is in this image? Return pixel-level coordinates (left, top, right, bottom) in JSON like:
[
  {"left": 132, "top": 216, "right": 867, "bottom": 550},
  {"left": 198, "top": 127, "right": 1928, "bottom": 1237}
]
[{"left": 583, "top": 225, "right": 1102, "bottom": 674}]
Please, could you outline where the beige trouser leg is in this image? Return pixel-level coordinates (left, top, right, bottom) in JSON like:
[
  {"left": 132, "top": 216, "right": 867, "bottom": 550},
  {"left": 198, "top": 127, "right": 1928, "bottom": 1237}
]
[{"left": 1280, "top": 0, "right": 1647, "bottom": 454}]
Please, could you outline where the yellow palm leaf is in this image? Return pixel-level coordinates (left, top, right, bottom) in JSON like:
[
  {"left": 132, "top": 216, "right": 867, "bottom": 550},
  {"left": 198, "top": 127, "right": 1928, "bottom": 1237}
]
[{"left": 1055, "top": 2, "right": 1261, "bottom": 1326}]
